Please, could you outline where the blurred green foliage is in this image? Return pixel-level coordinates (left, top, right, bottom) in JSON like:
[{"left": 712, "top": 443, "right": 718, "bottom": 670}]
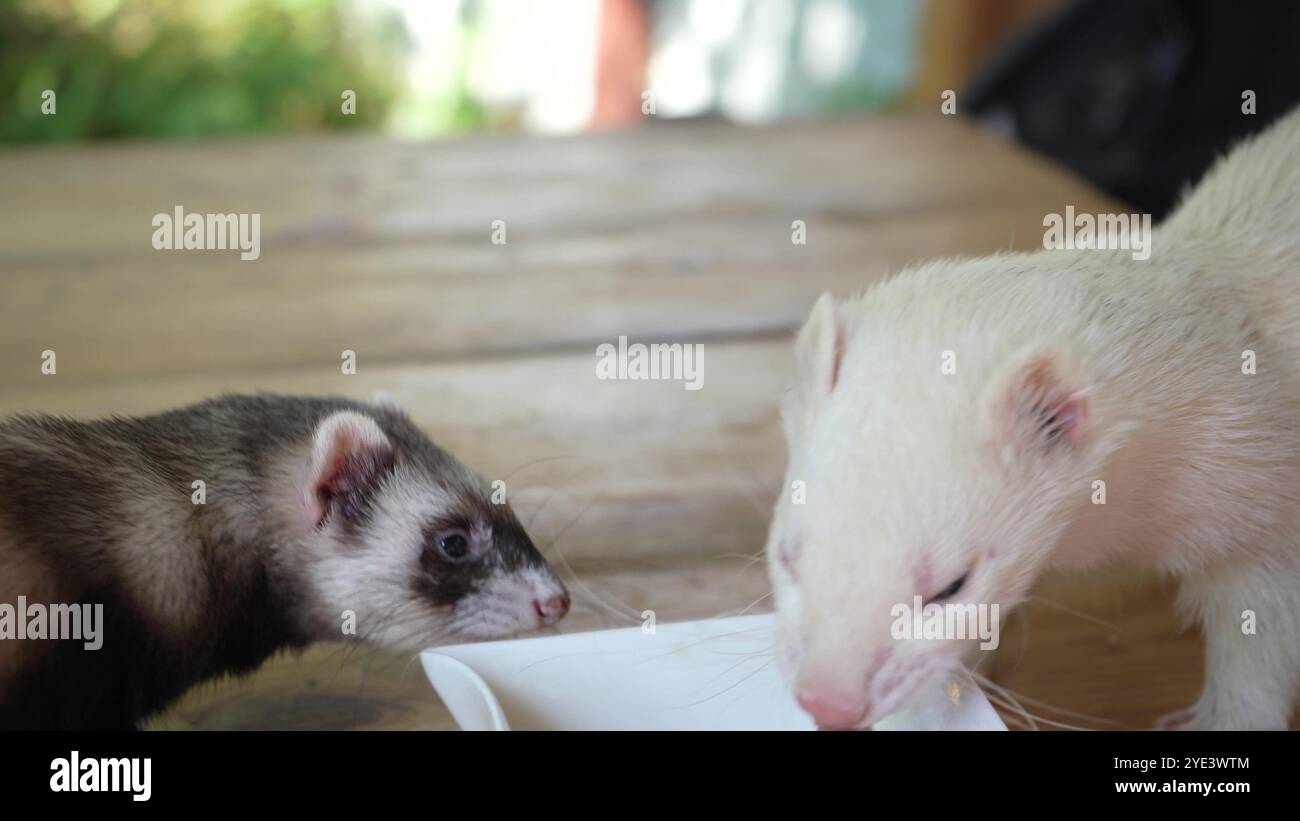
[{"left": 0, "top": 0, "right": 408, "bottom": 142}]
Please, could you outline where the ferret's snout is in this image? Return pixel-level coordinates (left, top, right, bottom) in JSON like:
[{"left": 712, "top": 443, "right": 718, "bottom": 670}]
[
  {"left": 533, "top": 590, "right": 570, "bottom": 626},
  {"left": 795, "top": 688, "right": 869, "bottom": 730},
  {"left": 793, "top": 647, "right": 890, "bottom": 729}
]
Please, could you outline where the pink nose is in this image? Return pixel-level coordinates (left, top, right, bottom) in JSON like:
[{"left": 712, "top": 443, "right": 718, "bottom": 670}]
[
  {"left": 534, "top": 592, "right": 570, "bottom": 626},
  {"left": 796, "top": 690, "right": 868, "bottom": 730}
]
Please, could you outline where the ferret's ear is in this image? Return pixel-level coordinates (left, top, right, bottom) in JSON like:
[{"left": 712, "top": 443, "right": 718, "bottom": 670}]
[
  {"left": 793, "top": 292, "right": 844, "bottom": 401},
  {"left": 305, "top": 411, "right": 394, "bottom": 528},
  {"left": 983, "top": 348, "right": 1091, "bottom": 458},
  {"left": 372, "top": 390, "right": 400, "bottom": 410}
]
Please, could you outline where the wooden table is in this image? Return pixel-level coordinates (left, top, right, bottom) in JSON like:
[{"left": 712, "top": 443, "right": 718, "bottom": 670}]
[{"left": 0, "top": 115, "right": 1213, "bottom": 730}]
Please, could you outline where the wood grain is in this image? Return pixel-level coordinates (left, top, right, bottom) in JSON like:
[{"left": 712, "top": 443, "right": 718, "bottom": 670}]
[{"left": 0, "top": 114, "right": 1237, "bottom": 730}]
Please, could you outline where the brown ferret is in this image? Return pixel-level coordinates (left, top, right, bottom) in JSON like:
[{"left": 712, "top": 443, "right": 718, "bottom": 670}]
[{"left": 0, "top": 393, "right": 569, "bottom": 729}]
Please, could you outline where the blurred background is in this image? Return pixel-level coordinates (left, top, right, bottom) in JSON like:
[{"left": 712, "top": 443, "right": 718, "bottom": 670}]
[
  {"left": 0, "top": 0, "right": 935, "bottom": 142},
  {"left": 5, "top": 0, "right": 1300, "bottom": 215}
]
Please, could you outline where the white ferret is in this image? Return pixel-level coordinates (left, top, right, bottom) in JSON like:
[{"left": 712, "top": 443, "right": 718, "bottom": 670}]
[{"left": 766, "top": 106, "right": 1300, "bottom": 730}]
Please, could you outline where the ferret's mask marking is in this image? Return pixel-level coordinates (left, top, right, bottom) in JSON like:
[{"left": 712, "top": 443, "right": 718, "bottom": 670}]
[
  {"left": 414, "top": 503, "right": 552, "bottom": 607},
  {"left": 300, "top": 408, "right": 568, "bottom": 646}
]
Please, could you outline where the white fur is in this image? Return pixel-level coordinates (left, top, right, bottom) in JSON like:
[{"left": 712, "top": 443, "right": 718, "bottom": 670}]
[{"left": 769, "top": 106, "right": 1300, "bottom": 730}]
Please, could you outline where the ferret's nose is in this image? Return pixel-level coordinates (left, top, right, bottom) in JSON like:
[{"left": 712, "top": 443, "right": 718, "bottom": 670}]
[
  {"left": 796, "top": 690, "right": 868, "bottom": 730},
  {"left": 533, "top": 592, "right": 570, "bottom": 626}
]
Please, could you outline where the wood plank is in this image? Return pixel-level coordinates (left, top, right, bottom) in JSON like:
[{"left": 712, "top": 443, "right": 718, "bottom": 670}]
[{"left": 0, "top": 116, "right": 1119, "bottom": 388}]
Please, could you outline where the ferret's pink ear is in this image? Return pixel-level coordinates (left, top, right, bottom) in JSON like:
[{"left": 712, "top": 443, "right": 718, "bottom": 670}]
[
  {"left": 305, "top": 411, "right": 394, "bottom": 528},
  {"left": 986, "top": 350, "right": 1090, "bottom": 454},
  {"left": 794, "top": 292, "right": 844, "bottom": 399}
]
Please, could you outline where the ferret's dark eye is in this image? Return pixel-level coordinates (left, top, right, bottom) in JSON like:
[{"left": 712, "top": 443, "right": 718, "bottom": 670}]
[
  {"left": 934, "top": 573, "right": 968, "bottom": 601},
  {"left": 438, "top": 531, "right": 470, "bottom": 561}
]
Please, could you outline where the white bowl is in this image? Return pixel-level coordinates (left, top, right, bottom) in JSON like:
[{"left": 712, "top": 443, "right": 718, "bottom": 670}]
[{"left": 421, "top": 613, "right": 1006, "bottom": 731}]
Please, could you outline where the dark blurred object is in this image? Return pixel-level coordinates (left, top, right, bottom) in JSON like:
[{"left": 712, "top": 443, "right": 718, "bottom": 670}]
[{"left": 966, "top": 0, "right": 1300, "bottom": 217}]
